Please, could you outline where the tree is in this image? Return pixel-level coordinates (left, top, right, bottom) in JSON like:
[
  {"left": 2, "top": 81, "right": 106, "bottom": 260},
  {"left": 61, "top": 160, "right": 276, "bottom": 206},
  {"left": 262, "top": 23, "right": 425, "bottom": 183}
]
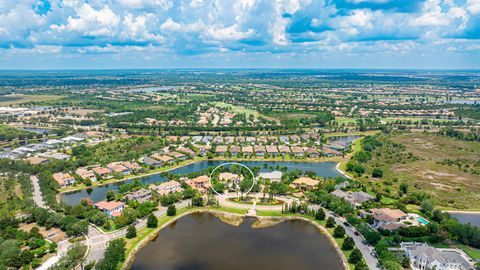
[
  {"left": 95, "top": 239, "right": 126, "bottom": 270},
  {"left": 326, "top": 217, "right": 336, "bottom": 228},
  {"left": 191, "top": 196, "right": 204, "bottom": 207},
  {"left": 147, "top": 214, "right": 158, "bottom": 228},
  {"left": 349, "top": 248, "right": 362, "bottom": 264},
  {"left": 126, "top": 225, "right": 136, "bottom": 239},
  {"left": 399, "top": 183, "right": 408, "bottom": 195},
  {"left": 315, "top": 209, "right": 326, "bottom": 220},
  {"left": 421, "top": 199, "right": 435, "bottom": 216},
  {"left": 355, "top": 261, "right": 368, "bottom": 270},
  {"left": 167, "top": 204, "right": 176, "bottom": 216},
  {"left": 371, "top": 168, "right": 383, "bottom": 178},
  {"left": 342, "top": 236, "right": 355, "bottom": 250},
  {"left": 106, "top": 190, "right": 116, "bottom": 202},
  {"left": 333, "top": 225, "right": 345, "bottom": 238}
]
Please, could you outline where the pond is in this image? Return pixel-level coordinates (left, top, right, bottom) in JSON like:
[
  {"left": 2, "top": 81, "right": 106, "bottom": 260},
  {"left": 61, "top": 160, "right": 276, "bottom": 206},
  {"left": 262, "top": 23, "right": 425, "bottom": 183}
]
[
  {"left": 61, "top": 160, "right": 343, "bottom": 205},
  {"left": 130, "top": 212, "right": 344, "bottom": 270},
  {"left": 448, "top": 212, "right": 480, "bottom": 228}
]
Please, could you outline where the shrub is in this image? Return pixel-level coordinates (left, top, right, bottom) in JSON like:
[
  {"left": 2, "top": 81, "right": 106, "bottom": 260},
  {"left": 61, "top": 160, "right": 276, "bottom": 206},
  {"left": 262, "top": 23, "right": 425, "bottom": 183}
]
[
  {"left": 326, "top": 217, "right": 336, "bottom": 228},
  {"left": 315, "top": 209, "right": 326, "bottom": 220},
  {"left": 126, "top": 225, "right": 136, "bottom": 239},
  {"left": 342, "top": 236, "right": 355, "bottom": 250},
  {"left": 167, "top": 205, "right": 177, "bottom": 216},
  {"left": 333, "top": 225, "right": 346, "bottom": 238},
  {"left": 349, "top": 248, "right": 362, "bottom": 264},
  {"left": 147, "top": 214, "right": 158, "bottom": 228}
]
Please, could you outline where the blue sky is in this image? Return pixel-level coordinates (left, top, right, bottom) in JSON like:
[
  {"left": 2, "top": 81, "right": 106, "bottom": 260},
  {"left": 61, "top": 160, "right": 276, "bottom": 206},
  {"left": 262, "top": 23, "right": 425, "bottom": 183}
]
[{"left": 0, "top": 0, "right": 479, "bottom": 69}]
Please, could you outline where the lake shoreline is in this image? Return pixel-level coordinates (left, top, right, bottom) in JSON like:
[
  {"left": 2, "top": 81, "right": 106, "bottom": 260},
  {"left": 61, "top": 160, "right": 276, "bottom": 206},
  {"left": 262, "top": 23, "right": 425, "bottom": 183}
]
[
  {"left": 121, "top": 208, "right": 349, "bottom": 270},
  {"left": 60, "top": 158, "right": 347, "bottom": 195}
]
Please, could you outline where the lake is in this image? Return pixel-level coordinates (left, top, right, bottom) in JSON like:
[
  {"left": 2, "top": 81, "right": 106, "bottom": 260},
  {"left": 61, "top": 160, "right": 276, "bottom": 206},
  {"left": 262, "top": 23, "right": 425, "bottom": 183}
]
[
  {"left": 130, "top": 212, "right": 344, "bottom": 270},
  {"left": 61, "top": 160, "right": 343, "bottom": 205},
  {"left": 448, "top": 212, "right": 480, "bottom": 227}
]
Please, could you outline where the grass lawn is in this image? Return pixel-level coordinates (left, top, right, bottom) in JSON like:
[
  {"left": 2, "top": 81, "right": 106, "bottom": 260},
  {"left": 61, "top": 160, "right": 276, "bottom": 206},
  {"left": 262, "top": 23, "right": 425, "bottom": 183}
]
[
  {"left": 380, "top": 196, "right": 398, "bottom": 205},
  {"left": 125, "top": 208, "right": 190, "bottom": 255},
  {"left": 0, "top": 94, "right": 64, "bottom": 106},
  {"left": 457, "top": 245, "right": 480, "bottom": 260},
  {"left": 212, "top": 102, "right": 278, "bottom": 122}
]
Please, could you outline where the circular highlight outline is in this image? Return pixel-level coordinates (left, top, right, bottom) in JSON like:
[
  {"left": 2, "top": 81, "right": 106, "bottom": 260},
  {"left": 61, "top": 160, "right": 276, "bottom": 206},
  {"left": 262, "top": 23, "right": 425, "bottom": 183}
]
[{"left": 209, "top": 162, "right": 256, "bottom": 197}]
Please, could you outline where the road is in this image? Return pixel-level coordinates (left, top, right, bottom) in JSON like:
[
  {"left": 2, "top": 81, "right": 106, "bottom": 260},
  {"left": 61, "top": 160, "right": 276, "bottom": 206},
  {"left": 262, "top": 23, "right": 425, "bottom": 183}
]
[
  {"left": 30, "top": 175, "right": 47, "bottom": 208},
  {"left": 85, "top": 200, "right": 189, "bottom": 264},
  {"left": 82, "top": 196, "right": 379, "bottom": 269},
  {"left": 309, "top": 205, "right": 380, "bottom": 270},
  {"left": 31, "top": 175, "right": 75, "bottom": 270}
]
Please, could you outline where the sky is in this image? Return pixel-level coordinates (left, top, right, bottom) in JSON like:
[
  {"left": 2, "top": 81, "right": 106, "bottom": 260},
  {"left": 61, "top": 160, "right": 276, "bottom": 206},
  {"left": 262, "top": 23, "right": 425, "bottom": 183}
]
[{"left": 0, "top": 0, "right": 479, "bottom": 69}]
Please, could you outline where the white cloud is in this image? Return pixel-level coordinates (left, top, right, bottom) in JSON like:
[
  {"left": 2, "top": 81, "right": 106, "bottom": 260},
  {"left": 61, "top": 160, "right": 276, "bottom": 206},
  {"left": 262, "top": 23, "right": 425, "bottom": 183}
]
[
  {"left": 115, "top": 0, "right": 173, "bottom": 10},
  {"left": 204, "top": 24, "right": 255, "bottom": 41},
  {"left": 466, "top": 0, "right": 480, "bottom": 14},
  {"left": 51, "top": 3, "right": 120, "bottom": 37}
]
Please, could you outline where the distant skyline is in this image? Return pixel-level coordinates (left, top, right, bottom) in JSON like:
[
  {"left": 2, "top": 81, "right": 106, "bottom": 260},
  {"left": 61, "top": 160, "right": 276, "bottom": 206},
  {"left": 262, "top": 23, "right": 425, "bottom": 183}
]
[{"left": 1, "top": 0, "right": 480, "bottom": 69}]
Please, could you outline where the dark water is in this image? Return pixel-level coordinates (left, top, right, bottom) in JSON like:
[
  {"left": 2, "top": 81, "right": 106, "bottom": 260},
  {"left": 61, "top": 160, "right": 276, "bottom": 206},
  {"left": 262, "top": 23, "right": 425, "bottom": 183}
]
[
  {"left": 61, "top": 161, "right": 342, "bottom": 205},
  {"left": 328, "top": 135, "right": 360, "bottom": 143},
  {"left": 449, "top": 212, "right": 480, "bottom": 227},
  {"left": 130, "top": 213, "right": 344, "bottom": 270}
]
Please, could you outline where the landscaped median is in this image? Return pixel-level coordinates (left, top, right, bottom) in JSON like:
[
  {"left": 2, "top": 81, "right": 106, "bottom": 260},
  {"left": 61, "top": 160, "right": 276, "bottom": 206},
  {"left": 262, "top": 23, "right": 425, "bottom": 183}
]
[{"left": 120, "top": 206, "right": 365, "bottom": 270}]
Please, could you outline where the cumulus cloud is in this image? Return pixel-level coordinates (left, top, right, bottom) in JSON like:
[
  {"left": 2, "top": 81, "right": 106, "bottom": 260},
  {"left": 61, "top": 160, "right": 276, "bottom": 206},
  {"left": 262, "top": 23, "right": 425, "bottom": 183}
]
[{"left": 0, "top": 0, "right": 478, "bottom": 67}]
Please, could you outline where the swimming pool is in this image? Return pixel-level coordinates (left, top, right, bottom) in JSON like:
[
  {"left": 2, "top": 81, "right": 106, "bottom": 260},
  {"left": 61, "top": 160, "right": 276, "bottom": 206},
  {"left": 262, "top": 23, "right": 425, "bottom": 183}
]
[{"left": 416, "top": 216, "right": 430, "bottom": 225}]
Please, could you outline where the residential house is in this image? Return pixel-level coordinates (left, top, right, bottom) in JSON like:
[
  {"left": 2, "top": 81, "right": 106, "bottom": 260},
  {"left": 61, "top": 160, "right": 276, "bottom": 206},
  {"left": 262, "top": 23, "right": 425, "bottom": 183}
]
[
  {"left": 177, "top": 147, "right": 196, "bottom": 156},
  {"left": 152, "top": 154, "right": 175, "bottom": 165},
  {"left": 401, "top": 242, "right": 475, "bottom": 270},
  {"left": 291, "top": 146, "right": 304, "bottom": 157},
  {"left": 254, "top": 145, "right": 266, "bottom": 157},
  {"left": 196, "top": 145, "right": 212, "bottom": 156},
  {"left": 321, "top": 146, "right": 342, "bottom": 157},
  {"left": 278, "top": 145, "right": 291, "bottom": 155},
  {"left": 258, "top": 171, "right": 283, "bottom": 182},
  {"left": 219, "top": 172, "right": 243, "bottom": 188},
  {"left": 242, "top": 146, "right": 254, "bottom": 155},
  {"left": 121, "top": 161, "right": 142, "bottom": 171},
  {"left": 369, "top": 208, "right": 408, "bottom": 230},
  {"left": 305, "top": 147, "right": 320, "bottom": 158},
  {"left": 75, "top": 168, "right": 97, "bottom": 182},
  {"left": 107, "top": 162, "right": 131, "bottom": 175},
  {"left": 266, "top": 145, "right": 279, "bottom": 156},
  {"left": 224, "top": 136, "right": 235, "bottom": 144},
  {"left": 151, "top": 180, "right": 183, "bottom": 196},
  {"left": 143, "top": 157, "right": 162, "bottom": 167},
  {"left": 331, "top": 190, "right": 374, "bottom": 206},
  {"left": 215, "top": 145, "right": 228, "bottom": 155},
  {"left": 92, "top": 167, "right": 112, "bottom": 179},
  {"left": 94, "top": 201, "right": 125, "bottom": 218},
  {"left": 52, "top": 172, "right": 76, "bottom": 187},
  {"left": 186, "top": 175, "right": 211, "bottom": 192},
  {"left": 230, "top": 146, "right": 241, "bottom": 156},
  {"left": 125, "top": 188, "right": 152, "bottom": 203},
  {"left": 289, "top": 135, "right": 301, "bottom": 143},
  {"left": 291, "top": 177, "right": 319, "bottom": 191},
  {"left": 279, "top": 136, "right": 289, "bottom": 143},
  {"left": 26, "top": 156, "right": 49, "bottom": 165},
  {"left": 168, "top": 151, "right": 187, "bottom": 160},
  {"left": 236, "top": 136, "right": 246, "bottom": 143}
]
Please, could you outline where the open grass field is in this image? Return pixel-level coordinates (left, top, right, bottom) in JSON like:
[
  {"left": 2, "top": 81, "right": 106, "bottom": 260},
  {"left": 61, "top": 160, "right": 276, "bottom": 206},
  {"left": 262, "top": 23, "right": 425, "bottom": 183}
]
[
  {"left": 0, "top": 94, "right": 64, "bottom": 106},
  {"left": 212, "top": 102, "right": 278, "bottom": 122},
  {"left": 364, "top": 132, "right": 480, "bottom": 210}
]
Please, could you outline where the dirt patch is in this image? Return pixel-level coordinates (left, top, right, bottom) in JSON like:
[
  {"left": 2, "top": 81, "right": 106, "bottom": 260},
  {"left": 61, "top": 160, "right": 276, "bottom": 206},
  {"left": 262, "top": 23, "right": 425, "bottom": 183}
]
[
  {"left": 210, "top": 211, "right": 244, "bottom": 226},
  {"left": 251, "top": 217, "right": 285, "bottom": 229},
  {"left": 19, "top": 223, "right": 66, "bottom": 243}
]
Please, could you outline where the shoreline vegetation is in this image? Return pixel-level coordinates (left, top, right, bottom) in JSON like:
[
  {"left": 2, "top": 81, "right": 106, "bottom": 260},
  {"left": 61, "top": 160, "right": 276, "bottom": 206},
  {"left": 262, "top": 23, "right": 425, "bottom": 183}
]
[
  {"left": 59, "top": 156, "right": 350, "bottom": 194},
  {"left": 121, "top": 208, "right": 350, "bottom": 270},
  {"left": 59, "top": 131, "right": 377, "bottom": 194}
]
